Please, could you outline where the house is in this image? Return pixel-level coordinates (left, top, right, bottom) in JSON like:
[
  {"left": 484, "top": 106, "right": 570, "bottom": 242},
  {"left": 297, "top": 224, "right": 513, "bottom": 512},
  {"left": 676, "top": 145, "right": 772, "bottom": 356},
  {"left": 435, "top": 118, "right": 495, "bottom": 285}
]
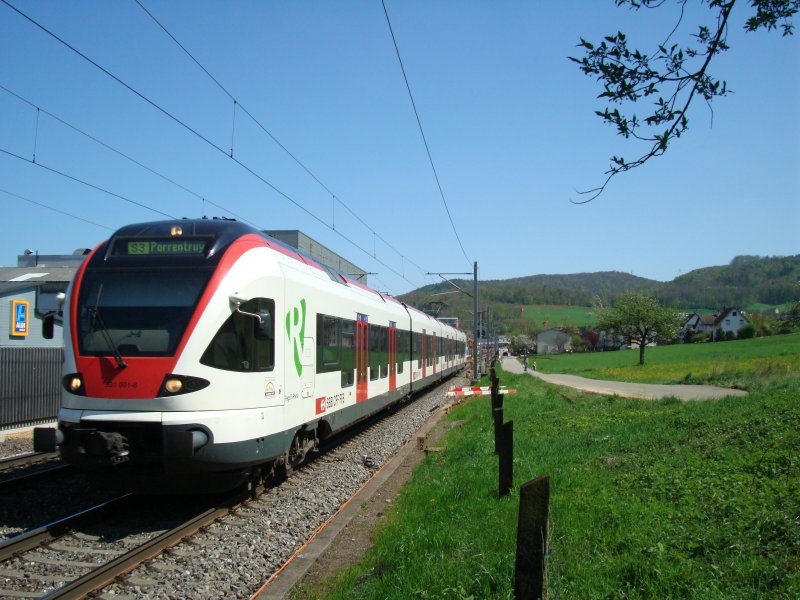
[
  {"left": 535, "top": 329, "right": 572, "bottom": 355},
  {"left": 683, "top": 307, "right": 748, "bottom": 340},
  {"left": 716, "top": 307, "right": 748, "bottom": 336}
]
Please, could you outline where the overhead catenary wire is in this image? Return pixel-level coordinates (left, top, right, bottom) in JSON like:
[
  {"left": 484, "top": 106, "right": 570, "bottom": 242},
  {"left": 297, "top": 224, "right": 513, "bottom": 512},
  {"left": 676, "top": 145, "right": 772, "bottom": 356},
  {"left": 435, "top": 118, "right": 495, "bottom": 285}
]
[
  {"left": 0, "top": 186, "right": 113, "bottom": 230},
  {"left": 0, "top": 85, "right": 418, "bottom": 293},
  {"left": 0, "top": 84, "right": 257, "bottom": 227},
  {"left": 133, "top": 0, "right": 433, "bottom": 284},
  {"left": 0, "top": 147, "right": 177, "bottom": 219},
  {"left": 1, "top": 0, "right": 425, "bottom": 293},
  {"left": 381, "top": 0, "right": 472, "bottom": 268}
]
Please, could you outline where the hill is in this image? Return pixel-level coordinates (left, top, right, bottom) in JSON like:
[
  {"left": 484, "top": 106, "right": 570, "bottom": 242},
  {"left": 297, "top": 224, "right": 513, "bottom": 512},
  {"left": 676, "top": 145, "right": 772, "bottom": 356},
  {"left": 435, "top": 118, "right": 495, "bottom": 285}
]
[{"left": 397, "top": 254, "right": 800, "bottom": 334}]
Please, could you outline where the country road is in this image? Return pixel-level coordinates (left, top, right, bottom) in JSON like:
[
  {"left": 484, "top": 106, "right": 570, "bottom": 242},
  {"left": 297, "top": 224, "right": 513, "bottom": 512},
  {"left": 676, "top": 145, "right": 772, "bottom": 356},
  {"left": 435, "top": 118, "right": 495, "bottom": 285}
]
[{"left": 499, "top": 356, "right": 748, "bottom": 400}]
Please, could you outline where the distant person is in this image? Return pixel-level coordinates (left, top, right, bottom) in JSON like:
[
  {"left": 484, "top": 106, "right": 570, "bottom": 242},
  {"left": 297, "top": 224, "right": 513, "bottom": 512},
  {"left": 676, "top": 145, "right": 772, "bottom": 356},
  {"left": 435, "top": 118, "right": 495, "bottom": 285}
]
[
  {"left": 532, "top": 361, "right": 537, "bottom": 371},
  {"left": 523, "top": 356, "right": 528, "bottom": 372}
]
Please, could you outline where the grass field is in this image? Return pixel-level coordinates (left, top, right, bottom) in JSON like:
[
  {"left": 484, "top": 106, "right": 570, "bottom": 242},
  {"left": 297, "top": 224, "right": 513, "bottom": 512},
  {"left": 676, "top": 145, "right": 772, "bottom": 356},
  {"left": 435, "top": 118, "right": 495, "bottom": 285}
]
[
  {"left": 296, "top": 335, "right": 799, "bottom": 599},
  {"left": 535, "top": 333, "right": 800, "bottom": 388}
]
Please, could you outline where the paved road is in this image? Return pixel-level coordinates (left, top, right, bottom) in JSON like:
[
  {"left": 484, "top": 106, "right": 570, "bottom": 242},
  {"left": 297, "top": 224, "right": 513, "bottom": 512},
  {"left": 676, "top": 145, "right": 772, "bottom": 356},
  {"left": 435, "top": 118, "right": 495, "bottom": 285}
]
[{"left": 499, "top": 357, "right": 747, "bottom": 401}]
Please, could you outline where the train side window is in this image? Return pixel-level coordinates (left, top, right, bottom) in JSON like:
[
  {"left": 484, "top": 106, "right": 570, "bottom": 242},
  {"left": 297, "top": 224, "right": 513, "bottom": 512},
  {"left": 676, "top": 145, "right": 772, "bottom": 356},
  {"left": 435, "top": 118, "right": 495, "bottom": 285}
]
[
  {"left": 396, "top": 329, "right": 404, "bottom": 374},
  {"left": 369, "top": 324, "right": 380, "bottom": 381},
  {"left": 379, "top": 326, "right": 388, "bottom": 378},
  {"left": 341, "top": 319, "right": 354, "bottom": 387},
  {"left": 200, "top": 297, "right": 274, "bottom": 372},
  {"left": 317, "top": 314, "right": 341, "bottom": 373}
]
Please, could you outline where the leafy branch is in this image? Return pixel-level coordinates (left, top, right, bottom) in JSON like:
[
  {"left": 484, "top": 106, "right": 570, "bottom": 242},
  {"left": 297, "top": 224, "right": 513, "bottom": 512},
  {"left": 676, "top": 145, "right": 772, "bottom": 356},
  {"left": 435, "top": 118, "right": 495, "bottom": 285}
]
[{"left": 571, "top": 0, "right": 799, "bottom": 202}]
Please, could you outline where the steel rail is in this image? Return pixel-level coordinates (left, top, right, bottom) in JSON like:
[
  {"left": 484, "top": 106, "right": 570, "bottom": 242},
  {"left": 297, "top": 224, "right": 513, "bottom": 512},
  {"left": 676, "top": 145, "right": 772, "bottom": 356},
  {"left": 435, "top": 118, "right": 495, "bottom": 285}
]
[
  {"left": 0, "top": 494, "right": 133, "bottom": 561},
  {"left": 0, "top": 463, "right": 72, "bottom": 494},
  {"left": 41, "top": 491, "right": 248, "bottom": 600},
  {"left": 0, "top": 451, "right": 58, "bottom": 471}
]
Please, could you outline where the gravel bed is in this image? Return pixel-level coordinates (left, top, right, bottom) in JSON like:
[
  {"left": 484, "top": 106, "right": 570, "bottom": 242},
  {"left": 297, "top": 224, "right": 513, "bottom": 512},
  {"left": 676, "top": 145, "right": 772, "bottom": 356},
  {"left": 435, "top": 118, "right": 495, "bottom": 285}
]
[
  {"left": 100, "top": 379, "right": 464, "bottom": 599},
  {"left": 0, "top": 433, "right": 35, "bottom": 459}
]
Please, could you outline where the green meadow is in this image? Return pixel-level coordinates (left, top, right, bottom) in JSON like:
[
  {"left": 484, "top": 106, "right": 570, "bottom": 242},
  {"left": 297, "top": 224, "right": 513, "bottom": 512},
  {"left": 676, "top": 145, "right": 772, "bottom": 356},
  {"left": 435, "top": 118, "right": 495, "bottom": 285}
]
[
  {"left": 535, "top": 333, "right": 800, "bottom": 387},
  {"left": 294, "top": 334, "right": 800, "bottom": 599}
]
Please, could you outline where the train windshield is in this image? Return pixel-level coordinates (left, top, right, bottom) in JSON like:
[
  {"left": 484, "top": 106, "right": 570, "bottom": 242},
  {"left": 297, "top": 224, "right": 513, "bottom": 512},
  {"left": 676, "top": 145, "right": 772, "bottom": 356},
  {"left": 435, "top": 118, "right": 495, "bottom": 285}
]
[{"left": 76, "top": 269, "right": 212, "bottom": 357}]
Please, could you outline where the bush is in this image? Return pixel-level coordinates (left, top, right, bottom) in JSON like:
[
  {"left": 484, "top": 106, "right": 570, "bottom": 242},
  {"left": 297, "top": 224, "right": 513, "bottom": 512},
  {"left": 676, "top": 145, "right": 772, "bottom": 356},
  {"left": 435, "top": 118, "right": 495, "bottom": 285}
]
[{"left": 738, "top": 324, "right": 756, "bottom": 339}]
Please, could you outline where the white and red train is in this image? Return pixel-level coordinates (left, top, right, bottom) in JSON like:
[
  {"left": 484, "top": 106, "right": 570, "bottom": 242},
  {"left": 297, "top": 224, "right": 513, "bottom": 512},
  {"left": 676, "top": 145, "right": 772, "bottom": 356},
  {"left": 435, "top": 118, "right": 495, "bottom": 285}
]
[{"left": 34, "top": 219, "right": 467, "bottom": 492}]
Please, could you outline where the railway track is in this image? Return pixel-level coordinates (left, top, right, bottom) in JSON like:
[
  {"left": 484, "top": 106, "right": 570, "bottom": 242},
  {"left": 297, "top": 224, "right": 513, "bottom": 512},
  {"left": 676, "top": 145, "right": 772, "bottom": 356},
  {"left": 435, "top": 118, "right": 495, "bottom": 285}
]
[
  {"left": 0, "top": 451, "right": 72, "bottom": 496},
  {"left": 0, "top": 379, "right": 460, "bottom": 598},
  {"left": 0, "top": 490, "right": 248, "bottom": 598},
  {"left": 0, "top": 451, "right": 59, "bottom": 472}
]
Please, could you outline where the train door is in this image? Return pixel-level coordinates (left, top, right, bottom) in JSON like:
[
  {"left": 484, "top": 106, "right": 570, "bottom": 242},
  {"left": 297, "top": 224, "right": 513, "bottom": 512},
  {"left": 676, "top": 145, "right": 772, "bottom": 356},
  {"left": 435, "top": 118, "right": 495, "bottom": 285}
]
[
  {"left": 421, "top": 329, "right": 427, "bottom": 379},
  {"left": 356, "top": 314, "right": 368, "bottom": 402},
  {"left": 388, "top": 322, "right": 397, "bottom": 390},
  {"left": 301, "top": 338, "right": 314, "bottom": 398}
]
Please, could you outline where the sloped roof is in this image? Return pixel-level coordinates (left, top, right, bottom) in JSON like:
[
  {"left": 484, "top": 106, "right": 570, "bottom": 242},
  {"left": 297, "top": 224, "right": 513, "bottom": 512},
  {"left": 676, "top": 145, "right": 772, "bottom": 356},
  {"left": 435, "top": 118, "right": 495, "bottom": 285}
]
[{"left": 0, "top": 266, "right": 76, "bottom": 284}]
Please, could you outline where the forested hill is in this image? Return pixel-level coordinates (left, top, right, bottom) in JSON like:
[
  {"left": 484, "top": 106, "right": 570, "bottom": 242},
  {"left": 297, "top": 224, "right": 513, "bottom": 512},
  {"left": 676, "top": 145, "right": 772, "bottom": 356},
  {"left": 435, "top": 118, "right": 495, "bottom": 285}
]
[
  {"left": 398, "top": 255, "right": 800, "bottom": 317},
  {"left": 657, "top": 255, "right": 800, "bottom": 307}
]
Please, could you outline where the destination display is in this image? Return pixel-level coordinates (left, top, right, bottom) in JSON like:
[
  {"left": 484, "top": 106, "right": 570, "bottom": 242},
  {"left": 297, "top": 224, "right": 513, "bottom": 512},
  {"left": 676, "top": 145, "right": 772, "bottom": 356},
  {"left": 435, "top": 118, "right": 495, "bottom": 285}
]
[{"left": 112, "top": 238, "right": 208, "bottom": 256}]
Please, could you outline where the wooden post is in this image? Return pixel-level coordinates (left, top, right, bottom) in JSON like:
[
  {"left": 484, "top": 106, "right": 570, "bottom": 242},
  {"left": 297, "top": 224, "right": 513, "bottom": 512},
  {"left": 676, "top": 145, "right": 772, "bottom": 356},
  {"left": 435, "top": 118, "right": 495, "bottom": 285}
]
[
  {"left": 491, "top": 368, "right": 503, "bottom": 454},
  {"left": 514, "top": 475, "right": 551, "bottom": 599},
  {"left": 498, "top": 420, "right": 513, "bottom": 497}
]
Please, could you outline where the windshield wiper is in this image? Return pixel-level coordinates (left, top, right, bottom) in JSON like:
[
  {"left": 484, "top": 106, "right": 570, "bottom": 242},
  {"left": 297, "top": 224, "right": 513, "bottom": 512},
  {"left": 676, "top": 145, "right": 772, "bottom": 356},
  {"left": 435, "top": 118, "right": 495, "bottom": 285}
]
[{"left": 89, "top": 306, "right": 127, "bottom": 370}]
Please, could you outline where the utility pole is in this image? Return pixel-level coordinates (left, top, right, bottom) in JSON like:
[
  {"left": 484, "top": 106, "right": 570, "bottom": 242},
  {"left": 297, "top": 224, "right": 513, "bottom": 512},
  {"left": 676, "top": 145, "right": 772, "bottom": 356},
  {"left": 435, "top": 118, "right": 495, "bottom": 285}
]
[
  {"left": 472, "top": 261, "right": 478, "bottom": 383},
  {"left": 425, "top": 267, "right": 476, "bottom": 380}
]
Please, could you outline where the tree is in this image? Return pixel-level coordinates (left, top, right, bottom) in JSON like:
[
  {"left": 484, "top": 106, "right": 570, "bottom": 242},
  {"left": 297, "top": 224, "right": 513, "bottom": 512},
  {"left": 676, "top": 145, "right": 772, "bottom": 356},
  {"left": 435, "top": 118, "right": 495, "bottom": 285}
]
[
  {"left": 778, "top": 301, "right": 800, "bottom": 333},
  {"left": 571, "top": 0, "right": 800, "bottom": 201},
  {"left": 509, "top": 333, "right": 533, "bottom": 355},
  {"left": 595, "top": 291, "right": 682, "bottom": 365}
]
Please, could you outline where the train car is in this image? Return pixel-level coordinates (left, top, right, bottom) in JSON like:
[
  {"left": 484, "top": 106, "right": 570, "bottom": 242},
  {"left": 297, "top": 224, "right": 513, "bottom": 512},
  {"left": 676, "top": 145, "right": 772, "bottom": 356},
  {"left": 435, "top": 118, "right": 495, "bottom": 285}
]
[{"left": 34, "top": 219, "right": 467, "bottom": 492}]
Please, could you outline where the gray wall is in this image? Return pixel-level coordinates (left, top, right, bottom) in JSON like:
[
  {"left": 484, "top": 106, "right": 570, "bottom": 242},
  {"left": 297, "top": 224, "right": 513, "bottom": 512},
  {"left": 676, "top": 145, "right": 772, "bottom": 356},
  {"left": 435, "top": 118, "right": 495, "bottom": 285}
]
[{"left": 1, "top": 288, "right": 64, "bottom": 348}]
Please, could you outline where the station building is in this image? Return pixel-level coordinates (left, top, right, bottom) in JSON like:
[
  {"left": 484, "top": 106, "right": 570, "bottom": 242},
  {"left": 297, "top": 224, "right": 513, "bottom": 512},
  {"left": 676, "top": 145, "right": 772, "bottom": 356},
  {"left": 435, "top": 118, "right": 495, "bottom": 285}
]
[
  {"left": 265, "top": 230, "right": 367, "bottom": 284},
  {"left": 0, "top": 250, "right": 88, "bottom": 348}
]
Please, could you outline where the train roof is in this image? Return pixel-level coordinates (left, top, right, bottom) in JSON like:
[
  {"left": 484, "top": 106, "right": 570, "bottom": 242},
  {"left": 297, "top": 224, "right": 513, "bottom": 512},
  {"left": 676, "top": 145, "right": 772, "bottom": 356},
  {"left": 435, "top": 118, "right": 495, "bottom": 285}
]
[{"left": 105, "top": 220, "right": 442, "bottom": 325}]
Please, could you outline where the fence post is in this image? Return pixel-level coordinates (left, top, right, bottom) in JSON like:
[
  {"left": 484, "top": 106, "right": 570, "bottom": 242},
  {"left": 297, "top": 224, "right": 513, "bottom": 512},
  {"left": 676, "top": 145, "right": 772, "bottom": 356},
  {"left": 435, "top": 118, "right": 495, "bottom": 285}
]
[
  {"left": 491, "top": 368, "right": 503, "bottom": 454},
  {"left": 514, "top": 475, "right": 551, "bottom": 599},
  {"left": 498, "top": 420, "right": 513, "bottom": 497}
]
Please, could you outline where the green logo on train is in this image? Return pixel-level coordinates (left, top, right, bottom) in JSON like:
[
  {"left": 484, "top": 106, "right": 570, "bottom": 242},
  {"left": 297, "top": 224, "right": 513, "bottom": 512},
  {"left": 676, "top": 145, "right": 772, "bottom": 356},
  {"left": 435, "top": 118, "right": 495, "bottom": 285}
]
[{"left": 286, "top": 299, "right": 306, "bottom": 376}]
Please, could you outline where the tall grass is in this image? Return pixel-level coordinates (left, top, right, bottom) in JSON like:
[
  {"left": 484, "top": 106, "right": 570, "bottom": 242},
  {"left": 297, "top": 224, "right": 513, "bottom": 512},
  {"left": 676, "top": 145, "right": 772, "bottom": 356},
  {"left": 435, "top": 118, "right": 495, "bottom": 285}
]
[{"left": 293, "top": 342, "right": 800, "bottom": 599}]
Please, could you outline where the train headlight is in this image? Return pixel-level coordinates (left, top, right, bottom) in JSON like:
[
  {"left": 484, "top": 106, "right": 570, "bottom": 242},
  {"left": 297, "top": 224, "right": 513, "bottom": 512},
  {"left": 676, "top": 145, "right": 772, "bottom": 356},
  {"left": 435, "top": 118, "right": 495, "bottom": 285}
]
[
  {"left": 158, "top": 374, "right": 210, "bottom": 397},
  {"left": 164, "top": 378, "right": 183, "bottom": 393},
  {"left": 63, "top": 373, "right": 86, "bottom": 396}
]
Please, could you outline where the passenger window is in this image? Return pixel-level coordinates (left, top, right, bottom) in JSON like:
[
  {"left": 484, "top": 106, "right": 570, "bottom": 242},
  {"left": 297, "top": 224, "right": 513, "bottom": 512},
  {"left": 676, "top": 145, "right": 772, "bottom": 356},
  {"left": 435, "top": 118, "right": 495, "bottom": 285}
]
[
  {"left": 396, "top": 329, "right": 404, "bottom": 374},
  {"left": 317, "top": 314, "right": 341, "bottom": 373},
  {"left": 369, "top": 324, "right": 380, "bottom": 381},
  {"left": 341, "top": 319, "right": 354, "bottom": 387},
  {"left": 200, "top": 298, "right": 275, "bottom": 372}
]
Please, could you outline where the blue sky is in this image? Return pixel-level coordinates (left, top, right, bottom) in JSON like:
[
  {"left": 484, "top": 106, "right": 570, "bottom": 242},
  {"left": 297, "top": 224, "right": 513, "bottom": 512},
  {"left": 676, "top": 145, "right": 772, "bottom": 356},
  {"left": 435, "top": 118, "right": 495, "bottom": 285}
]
[{"left": 1, "top": 1, "right": 798, "bottom": 296}]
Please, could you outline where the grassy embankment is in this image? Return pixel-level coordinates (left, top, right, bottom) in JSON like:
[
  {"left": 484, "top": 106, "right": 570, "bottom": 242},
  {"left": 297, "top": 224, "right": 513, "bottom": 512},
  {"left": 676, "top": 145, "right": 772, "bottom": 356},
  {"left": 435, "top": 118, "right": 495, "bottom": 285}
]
[{"left": 295, "top": 334, "right": 800, "bottom": 599}]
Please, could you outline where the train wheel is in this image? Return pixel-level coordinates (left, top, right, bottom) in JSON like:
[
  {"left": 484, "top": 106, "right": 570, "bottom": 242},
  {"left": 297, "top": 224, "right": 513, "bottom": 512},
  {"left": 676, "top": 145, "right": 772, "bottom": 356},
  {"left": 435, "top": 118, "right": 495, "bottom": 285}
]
[{"left": 287, "top": 433, "right": 306, "bottom": 471}]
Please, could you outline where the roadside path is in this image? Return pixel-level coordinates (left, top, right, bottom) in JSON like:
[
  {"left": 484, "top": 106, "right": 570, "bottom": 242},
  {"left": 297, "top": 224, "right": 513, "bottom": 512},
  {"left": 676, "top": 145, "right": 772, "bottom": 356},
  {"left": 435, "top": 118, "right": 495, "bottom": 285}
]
[{"left": 500, "top": 357, "right": 747, "bottom": 400}]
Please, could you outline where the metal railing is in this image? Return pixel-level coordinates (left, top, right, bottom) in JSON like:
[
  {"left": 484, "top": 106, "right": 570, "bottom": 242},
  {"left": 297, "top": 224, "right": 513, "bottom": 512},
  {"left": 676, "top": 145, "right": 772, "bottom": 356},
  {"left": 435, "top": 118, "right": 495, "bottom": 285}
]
[{"left": 0, "top": 347, "right": 62, "bottom": 430}]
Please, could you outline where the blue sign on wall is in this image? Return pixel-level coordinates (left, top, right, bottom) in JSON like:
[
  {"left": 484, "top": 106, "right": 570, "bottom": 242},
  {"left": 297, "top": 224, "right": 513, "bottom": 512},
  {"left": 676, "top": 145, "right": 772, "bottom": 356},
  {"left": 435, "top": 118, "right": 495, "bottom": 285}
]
[{"left": 12, "top": 300, "right": 29, "bottom": 336}]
